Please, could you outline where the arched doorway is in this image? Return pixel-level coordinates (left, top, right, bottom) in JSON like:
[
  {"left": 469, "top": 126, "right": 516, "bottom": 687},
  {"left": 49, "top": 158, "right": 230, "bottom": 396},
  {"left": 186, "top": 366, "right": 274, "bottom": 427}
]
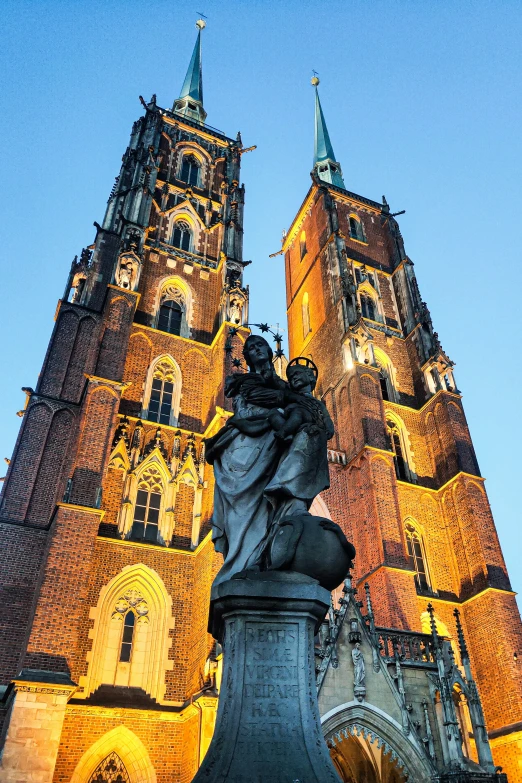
[
  {"left": 322, "top": 703, "right": 433, "bottom": 783},
  {"left": 328, "top": 726, "right": 408, "bottom": 782}
]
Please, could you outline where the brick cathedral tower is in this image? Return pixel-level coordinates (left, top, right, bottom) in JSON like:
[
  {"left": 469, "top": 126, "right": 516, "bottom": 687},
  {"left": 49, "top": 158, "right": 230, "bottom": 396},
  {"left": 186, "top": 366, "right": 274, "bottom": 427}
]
[
  {"left": 0, "top": 21, "right": 250, "bottom": 783},
  {"left": 283, "top": 79, "right": 522, "bottom": 779}
]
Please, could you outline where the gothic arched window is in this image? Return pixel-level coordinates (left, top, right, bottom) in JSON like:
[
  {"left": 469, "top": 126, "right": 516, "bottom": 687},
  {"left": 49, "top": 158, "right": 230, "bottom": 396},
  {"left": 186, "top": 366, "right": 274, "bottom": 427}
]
[
  {"left": 89, "top": 752, "right": 130, "bottom": 783},
  {"left": 360, "top": 294, "right": 376, "bottom": 321},
  {"left": 172, "top": 220, "right": 192, "bottom": 252},
  {"left": 374, "top": 348, "right": 396, "bottom": 403},
  {"left": 405, "top": 523, "right": 430, "bottom": 592},
  {"left": 131, "top": 465, "right": 163, "bottom": 543},
  {"left": 147, "top": 360, "right": 177, "bottom": 425},
  {"left": 119, "top": 610, "right": 135, "bottom": 662},
  {"left": 299, "top": 230, "right": 307, "bottom": 260},
  {"left": 379, "top": 372, "right": 389, "bottom": 401},
  {"left": 349, "top": 215, "right": 365, "bottom": 242},
  {"left": 180, "top": 155, "right": 200, "bottom": 187},
  {"left": 387, "top": 419, "right": 408, "bottom": 481},
  {"left": 158, "top": 299, "right": 183, "bottom": 335},
  {"left": 302, "top": 292, "right": 311, "bottom": 339}
]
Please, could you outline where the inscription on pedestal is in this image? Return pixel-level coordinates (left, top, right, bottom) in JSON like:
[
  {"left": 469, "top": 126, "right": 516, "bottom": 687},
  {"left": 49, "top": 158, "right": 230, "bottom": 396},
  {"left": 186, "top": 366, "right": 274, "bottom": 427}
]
[{"left": 237, "top": 621, "right": 302, "bottom": 765}]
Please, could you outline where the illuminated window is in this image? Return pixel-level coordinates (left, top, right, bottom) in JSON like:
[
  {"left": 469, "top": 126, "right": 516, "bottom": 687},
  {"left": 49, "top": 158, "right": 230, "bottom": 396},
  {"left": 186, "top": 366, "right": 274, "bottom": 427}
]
[
  {"left": 302, "top": 292, "right": 311, "bottom": 339},
  {"left": 119, "top": 611, "right": 135, "bottom": 662},
  {"left": 349, "top": 215, "right": 365, "bottom": 242},
  {"left": 88, "top": 752, "right": 130, "bottom": 783},
  {"left": 172, "top": 220, "right": 191, "bottom": 251},
  {"left": 299, "top": 230, "right": 307, "bottom": 260},
  {"left": 131, "top": 466, "right": 163, "bottom": 542},
  {"left": 405, "top": 523, "right": 430, "bottom": 592},
  {"left": 158, "top": 299, "right": 183, "bottom": 336},
  {"left": 180, "top": 155, "right": 200, "bottom": 186}
]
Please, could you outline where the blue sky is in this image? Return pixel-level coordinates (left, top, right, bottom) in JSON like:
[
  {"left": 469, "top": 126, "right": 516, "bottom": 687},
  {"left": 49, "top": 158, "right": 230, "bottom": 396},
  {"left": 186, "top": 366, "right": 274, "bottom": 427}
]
[{"left": 1, "top": 1, "right": 521, "bottom": 605}]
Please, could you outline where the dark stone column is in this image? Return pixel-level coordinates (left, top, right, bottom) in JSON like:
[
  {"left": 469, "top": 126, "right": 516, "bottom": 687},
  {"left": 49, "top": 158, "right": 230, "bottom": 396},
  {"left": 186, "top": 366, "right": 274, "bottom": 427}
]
[{"left": 193, "top": 572, "right": 341, "bottom": 783}]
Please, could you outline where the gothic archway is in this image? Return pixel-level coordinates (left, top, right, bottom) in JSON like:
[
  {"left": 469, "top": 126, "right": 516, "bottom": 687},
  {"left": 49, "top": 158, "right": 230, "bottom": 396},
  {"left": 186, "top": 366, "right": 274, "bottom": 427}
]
[
  {"left": 70, "top": 725, "right": 156, "bottom": 783},
  {"left": 322, "top": 702, "right": 433, "bottom": 783}
]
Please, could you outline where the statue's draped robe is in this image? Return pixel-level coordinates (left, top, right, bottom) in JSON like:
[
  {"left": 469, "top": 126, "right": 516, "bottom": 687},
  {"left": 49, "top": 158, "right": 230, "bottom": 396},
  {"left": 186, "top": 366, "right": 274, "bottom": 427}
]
[{"left": 210, "top": 372, "right": 332, "bottom": 586}]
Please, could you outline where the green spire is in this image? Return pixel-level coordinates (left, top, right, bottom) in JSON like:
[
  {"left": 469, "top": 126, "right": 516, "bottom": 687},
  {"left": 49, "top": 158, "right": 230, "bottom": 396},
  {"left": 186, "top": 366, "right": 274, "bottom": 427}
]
[
  {"left": 311, "top": 77, "right": 345, "bottom": 189},
  {"left": 173, "top": 20, "right": 207, "bottom": 124}
]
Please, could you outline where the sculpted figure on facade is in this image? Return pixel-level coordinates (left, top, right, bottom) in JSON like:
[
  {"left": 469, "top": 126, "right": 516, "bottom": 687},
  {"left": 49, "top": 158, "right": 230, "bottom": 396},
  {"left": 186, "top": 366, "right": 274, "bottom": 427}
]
[
  {"left": 351, "top": 642, "right": 366, "bottom": 702},
  {"left": 115, "top": 252, "right": 140, "bottom": 291},
  {"left": 205, "top": 335, "right": 354, "bottom": 589}
]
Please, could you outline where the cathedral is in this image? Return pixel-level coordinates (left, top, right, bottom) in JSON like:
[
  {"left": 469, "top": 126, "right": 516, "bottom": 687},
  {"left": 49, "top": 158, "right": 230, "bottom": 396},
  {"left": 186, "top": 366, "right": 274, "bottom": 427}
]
[{"left": 0, "top": 20, "right": 521, "bottom": 783}]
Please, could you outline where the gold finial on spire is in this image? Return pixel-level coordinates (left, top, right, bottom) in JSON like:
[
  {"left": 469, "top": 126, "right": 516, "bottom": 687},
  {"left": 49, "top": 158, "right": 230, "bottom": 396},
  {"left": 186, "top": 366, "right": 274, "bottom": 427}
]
[
  {"left": 311, "top": 76, "right": 320, "bottom": 87},
  {"left": 196, "top": 18, "right": 206, "bottom": 29}
]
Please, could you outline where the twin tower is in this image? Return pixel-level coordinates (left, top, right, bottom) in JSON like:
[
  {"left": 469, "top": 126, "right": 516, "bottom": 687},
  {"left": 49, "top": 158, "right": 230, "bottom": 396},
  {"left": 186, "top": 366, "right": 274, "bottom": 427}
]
[{"left": 0, "top": 21, "right": 520, "bottom": 783}]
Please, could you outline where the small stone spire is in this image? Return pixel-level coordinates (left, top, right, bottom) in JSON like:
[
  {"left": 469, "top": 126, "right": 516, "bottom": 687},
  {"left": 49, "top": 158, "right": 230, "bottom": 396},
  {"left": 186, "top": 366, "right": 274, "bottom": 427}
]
[
  {"left": 311, "top": 76, "right": 345, "bottom": 189},
  {"left": 453, "top": 608, "right": 469, "bottom": 662},
  {"left": 173, "top": 19, "right": 207, "bottom": 124}
]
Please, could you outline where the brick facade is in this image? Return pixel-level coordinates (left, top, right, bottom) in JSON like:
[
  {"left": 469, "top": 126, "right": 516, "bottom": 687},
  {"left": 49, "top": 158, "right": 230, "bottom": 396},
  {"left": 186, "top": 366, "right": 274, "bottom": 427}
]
[
  {"left": 284, "top": 180, "right": 522, "bottom": 779},
  {"left": 0, "top": 86, "right": 248, "bottom": 783}
]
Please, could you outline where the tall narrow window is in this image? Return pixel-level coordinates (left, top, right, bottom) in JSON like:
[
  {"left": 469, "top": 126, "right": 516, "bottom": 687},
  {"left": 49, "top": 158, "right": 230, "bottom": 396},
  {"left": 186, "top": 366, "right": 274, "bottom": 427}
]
[
  {"left": 158, "top": 299, "right": 183, "bottom": 335},
  {"left": 349, "top": 215, "right": 365, "bottom": 241},
  {"left": 379, "top": 372, "right": 389, "bottom": 401},
  {"left": 302, "top": 292, "right": 311, "bottom": 339},
  {"left": 360, "top": 294, "right": 376, "bottom": 321},
  {"left": 299, "top": 231, "right": 307, "bottom": 261},
  {"left": 180, "top": 155, "right": 200, "bottom": 186},
  {"left": 131, "top": 466, "right": 163, "bottom": 543},
  {"left": 145, "top": 357, "right": 180, "bottom": 426},
  {"left": 405, "top": 524, "right": 430, "bottom": 591},
  {"left": 172, "top": 220, "right": 192, "bottom": 251},
  {"left": 387, "top": 419, "right": 407, "bottom": 481},
  {"left": 148, "top": 377, "right": 174, "bottom": 425},
  {"left": 119, "top": 611, "right": 135, "bottom": 662}
]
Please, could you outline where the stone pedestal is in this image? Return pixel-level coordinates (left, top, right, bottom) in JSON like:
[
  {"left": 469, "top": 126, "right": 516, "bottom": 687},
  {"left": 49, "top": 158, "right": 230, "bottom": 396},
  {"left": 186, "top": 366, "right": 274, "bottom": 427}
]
[{"left": 192, "top": 572, "right": 341, "bottom": 783}]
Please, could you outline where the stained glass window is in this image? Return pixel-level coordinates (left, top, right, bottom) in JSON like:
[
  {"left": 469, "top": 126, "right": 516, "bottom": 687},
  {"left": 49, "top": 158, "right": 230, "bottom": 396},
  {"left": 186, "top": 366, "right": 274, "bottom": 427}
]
[{"left": 88, "top": 752, "right": 130, "bottom": 783}]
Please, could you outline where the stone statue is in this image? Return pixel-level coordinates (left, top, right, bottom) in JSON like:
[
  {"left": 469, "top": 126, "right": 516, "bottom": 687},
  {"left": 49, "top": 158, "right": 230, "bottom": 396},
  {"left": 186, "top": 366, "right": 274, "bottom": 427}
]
[
  {"left": 352, "top": 642, "right": 366, "bottom": 702},
  {"left": 205, "top": 336, "right": 354, "bottom": 589},
  {"left": 228, "top": 296, "right": 243, "bottom": 325},
  {"left": 115, "top": 253, "right": 139, "bottom": 291}
]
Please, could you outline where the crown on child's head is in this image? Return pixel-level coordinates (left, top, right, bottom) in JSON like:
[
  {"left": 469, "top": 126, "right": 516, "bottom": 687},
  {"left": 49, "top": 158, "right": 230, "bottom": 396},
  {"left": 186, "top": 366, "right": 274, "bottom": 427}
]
[{"left": 287, "top": 356, "right": 319, "bottom": 379}]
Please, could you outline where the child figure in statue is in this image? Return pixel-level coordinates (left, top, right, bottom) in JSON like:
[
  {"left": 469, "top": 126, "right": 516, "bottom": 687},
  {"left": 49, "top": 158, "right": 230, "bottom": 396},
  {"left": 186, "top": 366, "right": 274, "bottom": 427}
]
[
  {"left": 267, "top": 358, "right": 334, "bottom": 443},
  {"left": 263, "top": 357, "right": 334, "bottom": 505}
]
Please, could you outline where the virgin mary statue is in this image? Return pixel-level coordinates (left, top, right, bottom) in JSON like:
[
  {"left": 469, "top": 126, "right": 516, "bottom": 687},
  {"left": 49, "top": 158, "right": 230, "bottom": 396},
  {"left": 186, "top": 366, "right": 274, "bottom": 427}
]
[{"left": 204, "top": 334, "right": 333, "bottom": 586}]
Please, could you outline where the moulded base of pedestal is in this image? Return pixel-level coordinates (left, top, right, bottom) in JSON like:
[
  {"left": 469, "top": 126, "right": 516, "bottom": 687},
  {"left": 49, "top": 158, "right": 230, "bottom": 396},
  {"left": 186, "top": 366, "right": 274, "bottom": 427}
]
[{"left": 192, "top": 572, "right": 341, "bottom": 783}]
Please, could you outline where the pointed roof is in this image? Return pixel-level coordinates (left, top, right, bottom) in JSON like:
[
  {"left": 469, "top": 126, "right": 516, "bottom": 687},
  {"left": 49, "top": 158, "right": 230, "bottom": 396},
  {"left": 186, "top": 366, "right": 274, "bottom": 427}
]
[
  {"left": 173, "top": 20, "right": 207, "bottom": 124},
  {"left": 311, "top": 77, "right": 345, "bottom": 189}
]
